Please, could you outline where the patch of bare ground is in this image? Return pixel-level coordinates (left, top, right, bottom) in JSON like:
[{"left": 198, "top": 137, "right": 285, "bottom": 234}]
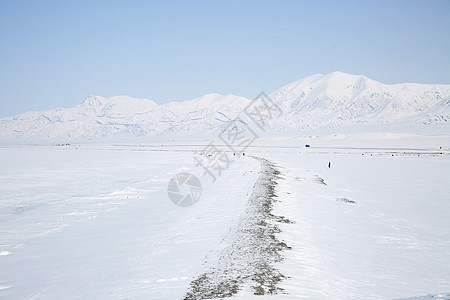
[{"left": 184, "top": 158, "right": 292, "bottom": 299}]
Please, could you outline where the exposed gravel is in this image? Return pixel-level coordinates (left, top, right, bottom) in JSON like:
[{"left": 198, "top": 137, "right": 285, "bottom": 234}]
[{"left": 184, "top": 157, "right": 293, "bottom": 299}]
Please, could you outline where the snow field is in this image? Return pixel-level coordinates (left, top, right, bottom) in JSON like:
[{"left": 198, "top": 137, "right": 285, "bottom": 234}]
[
  {"left": 262, "top": 152, "right": 450, "bottom": 299},
  {"left": 0, "top": 146, "right": 260, "bottom": 299},
  {"left": 1, "top": 144, "right": 449, "bottom": 299}
]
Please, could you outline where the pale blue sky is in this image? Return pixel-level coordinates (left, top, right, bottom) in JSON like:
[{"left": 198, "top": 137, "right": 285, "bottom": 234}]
[{"left": 0, "top": 0, "right": 449, "bottom": 117}]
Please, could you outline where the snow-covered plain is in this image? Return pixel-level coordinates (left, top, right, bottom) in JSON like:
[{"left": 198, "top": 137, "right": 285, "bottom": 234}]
[
  {"left": 265, "top": 152, "right": 450, "bottom": 299},
  {"left": 0, "top": 145, "right": 260, "bottom": 299},
  {"left": 1, "top": 134, "right": 449, "bottom": 299}
]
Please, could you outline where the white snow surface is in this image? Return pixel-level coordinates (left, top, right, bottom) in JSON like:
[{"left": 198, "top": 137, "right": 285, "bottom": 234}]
[
  {"left": 263, "top": 152, "right": 450, "bottom": 299},
  {"left": 1, "top": 71, "right": 449, "bottom": 143},
  {"left": 0, "top": 145, "right": 260, "bottom": 299},
  {"left": 0, "top": 139, "right": 449, "bottom": 299}
]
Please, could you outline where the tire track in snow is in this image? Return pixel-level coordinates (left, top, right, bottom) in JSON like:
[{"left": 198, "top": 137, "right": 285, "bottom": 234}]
[{"left": 184, "top": 157, "right": 293, "bottom": 299}]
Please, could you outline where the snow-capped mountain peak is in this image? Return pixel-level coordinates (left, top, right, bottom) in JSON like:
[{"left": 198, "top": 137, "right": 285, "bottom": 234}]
[
  {"left": 0, "top": 72, "right": 449, "bottom": 142},
  {"left": 269, "top": 72, "right": 449, "bottom": 129}
]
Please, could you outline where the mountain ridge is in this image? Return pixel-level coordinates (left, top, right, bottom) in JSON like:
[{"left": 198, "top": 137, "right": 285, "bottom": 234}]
[
  {"left": 269, "top": 72, "right": 449, "bottom": 130},
  {"left": 1, "top": 72, "right": 449, "bottom": 142}
]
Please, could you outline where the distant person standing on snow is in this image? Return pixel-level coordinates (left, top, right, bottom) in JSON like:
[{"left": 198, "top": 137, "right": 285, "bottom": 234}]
[{"left": 328, "top": 162, "right": 331, "bottom": 168}]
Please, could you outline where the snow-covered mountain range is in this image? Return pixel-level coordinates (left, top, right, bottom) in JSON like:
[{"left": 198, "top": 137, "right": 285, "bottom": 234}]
[
  {"left": 1, "top": 71, "right": 449, "bottom": 142},
  {"left": 269, "top": 72, "right": 449, "bottom": 130}
]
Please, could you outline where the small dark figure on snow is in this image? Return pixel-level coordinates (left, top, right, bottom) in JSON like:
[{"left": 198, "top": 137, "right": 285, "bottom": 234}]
[{"left": 328, "top": 162, "right": 331, "bottom": 168}]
